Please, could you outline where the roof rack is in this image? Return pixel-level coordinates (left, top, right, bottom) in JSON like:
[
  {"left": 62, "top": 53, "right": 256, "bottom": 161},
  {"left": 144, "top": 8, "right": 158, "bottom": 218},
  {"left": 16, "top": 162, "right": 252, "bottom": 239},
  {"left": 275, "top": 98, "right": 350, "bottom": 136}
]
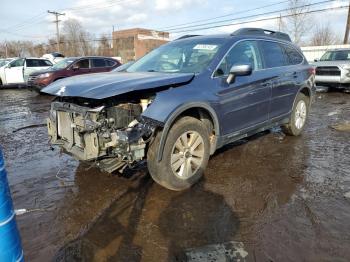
[
  {"left": 231, "top": 28, "right": 292, "bottom": 42},
  {"left": 176, "top": 35, "right": 201, "bottom": 40}
]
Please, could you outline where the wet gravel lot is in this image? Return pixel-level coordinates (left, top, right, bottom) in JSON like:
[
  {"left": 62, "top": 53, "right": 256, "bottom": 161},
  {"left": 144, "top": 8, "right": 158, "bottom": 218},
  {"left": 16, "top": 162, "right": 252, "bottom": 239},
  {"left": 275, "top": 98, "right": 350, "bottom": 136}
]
[{"left": 0, "top": 89, "right": 349, "bottom": 261}]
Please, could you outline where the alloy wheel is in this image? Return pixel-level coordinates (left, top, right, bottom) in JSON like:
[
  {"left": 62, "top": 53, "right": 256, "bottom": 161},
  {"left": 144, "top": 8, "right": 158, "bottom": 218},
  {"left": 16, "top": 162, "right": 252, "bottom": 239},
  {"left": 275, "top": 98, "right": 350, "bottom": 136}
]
[{"left": 170, "top": 131, "right": 205, "bottom": 179}]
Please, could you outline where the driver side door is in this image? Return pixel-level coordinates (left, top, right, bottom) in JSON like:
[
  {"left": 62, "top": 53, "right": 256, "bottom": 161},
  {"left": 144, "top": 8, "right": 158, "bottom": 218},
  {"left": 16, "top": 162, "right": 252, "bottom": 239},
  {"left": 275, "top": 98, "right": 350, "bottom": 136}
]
[
  {"left": 4, "top": 58, "right": 25, "bottom": 84},
  {"left": 213, "top": 40, "right": 272, "bottom": 135}
]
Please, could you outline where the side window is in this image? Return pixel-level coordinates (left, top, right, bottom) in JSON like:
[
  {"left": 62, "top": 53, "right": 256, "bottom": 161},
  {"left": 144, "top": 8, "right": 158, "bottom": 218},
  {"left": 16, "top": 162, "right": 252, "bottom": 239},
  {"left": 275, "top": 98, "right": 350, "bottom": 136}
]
[
  {"left": 215, "top": 40, "right": 262, "bottom": 76},
  {"left": 259, "top": 41, "right": 286, "bottom": 68},
  {"left": 9, "top": 59, "right": 24, "bottom": 67},
  {"left": 43, "top": 60, "right": 53, "bottom": 66},
  {"left": 282, "top": 45, "right": 304, "bottom": 65},
  {"left": 105, "top": 59, "right": 117, "bottom": 67},
  {"left": 26, "top": 59, "right": 53, "bottom": 67},
  {"left": 74, "top": 59, "right": 90, "bottom": 69},
  {"left": 91, "top": 59, "right": 106, "bottom": 68}
]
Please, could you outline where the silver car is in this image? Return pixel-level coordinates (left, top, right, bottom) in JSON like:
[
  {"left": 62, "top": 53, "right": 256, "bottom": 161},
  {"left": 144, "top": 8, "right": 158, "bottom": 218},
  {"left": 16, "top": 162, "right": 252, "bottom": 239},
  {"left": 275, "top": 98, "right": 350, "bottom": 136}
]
[{"left": 313, "top": 49, "right": 350, "bottom": 92}]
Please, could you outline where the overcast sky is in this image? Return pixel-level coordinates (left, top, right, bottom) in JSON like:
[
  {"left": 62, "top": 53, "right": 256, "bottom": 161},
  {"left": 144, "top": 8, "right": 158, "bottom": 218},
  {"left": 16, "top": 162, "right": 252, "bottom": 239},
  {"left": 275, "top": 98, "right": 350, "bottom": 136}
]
[{"left": 0, "top": 0, "right": 348, "bottom": 44}]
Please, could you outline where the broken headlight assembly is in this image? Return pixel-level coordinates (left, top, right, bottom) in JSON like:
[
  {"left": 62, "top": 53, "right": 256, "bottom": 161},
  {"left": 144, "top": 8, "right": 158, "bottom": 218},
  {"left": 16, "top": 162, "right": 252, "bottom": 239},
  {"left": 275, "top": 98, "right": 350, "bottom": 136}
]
[{"left": 47, "top": 98, "right": 158, "bottom": 173}]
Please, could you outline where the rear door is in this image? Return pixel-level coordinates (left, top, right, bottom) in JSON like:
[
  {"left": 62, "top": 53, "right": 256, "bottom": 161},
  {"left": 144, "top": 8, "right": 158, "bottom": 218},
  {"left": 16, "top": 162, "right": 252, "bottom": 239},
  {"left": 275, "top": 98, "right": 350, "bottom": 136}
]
[
  {"left": 213, "top": 40, "right": 271, "bottom": 135},
  {"left": 91, "top": 58, "right": 109, "bottom": 73},
  {"left": 4, "top": 58, "right": 25, "bottom": 84},
  {"left": 24, "top": 59, "right": 53, "bottom": 82},
  {"left": 258, "top": 40, "right": 302, "bottom": 119}
]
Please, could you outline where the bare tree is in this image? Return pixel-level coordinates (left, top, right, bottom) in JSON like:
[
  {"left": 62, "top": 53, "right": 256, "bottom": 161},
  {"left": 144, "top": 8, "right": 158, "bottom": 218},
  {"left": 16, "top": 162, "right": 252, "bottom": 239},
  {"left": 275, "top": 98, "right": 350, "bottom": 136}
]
[
  {"left": 97, "top": 35, "right": 112, "bottom": 56},
  {"left": 310, "top": 23, "right": 341, "bottom": 46},
  {"left": 281, "top": 0, "right": 313, "bottom": 45},
  {"left": 62, "top": 18, "right": 95, "bottom": 56}
]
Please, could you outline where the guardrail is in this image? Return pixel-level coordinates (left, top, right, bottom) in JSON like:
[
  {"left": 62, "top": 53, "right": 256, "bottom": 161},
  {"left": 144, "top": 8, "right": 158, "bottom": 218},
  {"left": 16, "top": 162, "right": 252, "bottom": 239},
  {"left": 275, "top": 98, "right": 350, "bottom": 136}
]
[{"left": 0, "top": 148, "right": 24, "bottom": 262}]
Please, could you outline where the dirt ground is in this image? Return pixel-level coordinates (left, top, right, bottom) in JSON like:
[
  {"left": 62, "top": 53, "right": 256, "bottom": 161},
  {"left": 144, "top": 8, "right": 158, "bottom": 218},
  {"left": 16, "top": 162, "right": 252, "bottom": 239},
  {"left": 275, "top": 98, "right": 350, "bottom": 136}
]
[{"left": 0, "top": 89, "right": 349, "bottom": 262}]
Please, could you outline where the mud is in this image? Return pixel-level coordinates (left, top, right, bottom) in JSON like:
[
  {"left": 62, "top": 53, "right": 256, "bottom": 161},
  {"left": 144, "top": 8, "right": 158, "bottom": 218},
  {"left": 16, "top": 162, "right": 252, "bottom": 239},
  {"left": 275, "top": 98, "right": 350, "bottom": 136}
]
[{"left": 0, "top": 89, "right": 349, "bottom": 261}]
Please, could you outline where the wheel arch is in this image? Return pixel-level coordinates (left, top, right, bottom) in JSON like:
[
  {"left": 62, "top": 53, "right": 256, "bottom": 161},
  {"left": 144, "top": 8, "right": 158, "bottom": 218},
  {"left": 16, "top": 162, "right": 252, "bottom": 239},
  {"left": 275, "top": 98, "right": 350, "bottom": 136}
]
[{"left": 155, "top": 102, "right": 220, "bottom": 162}]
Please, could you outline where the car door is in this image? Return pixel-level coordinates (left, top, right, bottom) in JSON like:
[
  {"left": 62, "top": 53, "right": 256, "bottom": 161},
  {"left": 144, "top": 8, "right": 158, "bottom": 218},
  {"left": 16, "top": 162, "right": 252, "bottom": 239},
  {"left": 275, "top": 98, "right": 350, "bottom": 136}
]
[
  {"left": 212, "top": 40, "right": 271, "bottom": 135},
  {"left": 258, "top": 40, "right": 299, "bottom": 120},
  {"left": 70, "top": 58, "right": 91, "bottom": 76},
  {"left": 4, "top": 58, "right": 25, "bottom": 84},
  {"left": 24, "top": 59, "right": 53, "bottom": 82}
]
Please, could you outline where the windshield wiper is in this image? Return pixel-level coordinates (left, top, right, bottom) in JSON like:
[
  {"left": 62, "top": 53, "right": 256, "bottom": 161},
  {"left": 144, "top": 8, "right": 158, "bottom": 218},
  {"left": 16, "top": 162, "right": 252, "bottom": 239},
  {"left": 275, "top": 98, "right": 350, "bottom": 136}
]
[{"left": 147, "top": 69, "right": 158, "bottom": 72}]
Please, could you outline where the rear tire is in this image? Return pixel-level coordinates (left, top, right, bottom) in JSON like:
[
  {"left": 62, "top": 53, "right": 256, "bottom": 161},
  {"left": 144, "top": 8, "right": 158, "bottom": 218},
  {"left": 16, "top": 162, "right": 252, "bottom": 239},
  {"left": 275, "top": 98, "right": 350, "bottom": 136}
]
[
  {"left": 147, "top": 116, "right": 210, "bottom": 191},
  {"left": 282, "top": 92, "right": 309, "bottom": 136}
]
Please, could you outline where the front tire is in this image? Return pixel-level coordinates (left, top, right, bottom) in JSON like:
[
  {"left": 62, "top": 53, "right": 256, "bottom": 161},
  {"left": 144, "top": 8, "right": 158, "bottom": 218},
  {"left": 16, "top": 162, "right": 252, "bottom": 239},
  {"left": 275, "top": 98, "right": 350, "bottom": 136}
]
[
  {"left": 282, "top": 92, "right": 309, "bottom": 136},
  {"left": 147, "top": 116, "right": 210, "bottom": 191}
]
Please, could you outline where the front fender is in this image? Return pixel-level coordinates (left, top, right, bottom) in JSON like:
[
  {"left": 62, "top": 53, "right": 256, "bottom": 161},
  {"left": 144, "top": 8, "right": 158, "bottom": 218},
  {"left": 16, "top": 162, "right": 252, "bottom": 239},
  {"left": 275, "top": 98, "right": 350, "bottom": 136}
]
[{"left": 142, "top": 90, "right": 220, "bottom": 162}]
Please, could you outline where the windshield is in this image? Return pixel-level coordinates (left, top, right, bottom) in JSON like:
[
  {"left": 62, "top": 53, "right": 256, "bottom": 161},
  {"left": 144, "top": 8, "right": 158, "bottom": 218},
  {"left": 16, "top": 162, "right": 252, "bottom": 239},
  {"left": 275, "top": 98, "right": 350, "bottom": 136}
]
[
  {"left": 51, "top": 58, "right": 77, "bottom": 70},
  {"left": 0, "top": 59, "right": 12, "bottom": 67},
  {"left": 320, "top": 50, "right": 350, "bottom": 61},
  {"left": 126, "top": 39, "right": 223, "bottom": 74}
]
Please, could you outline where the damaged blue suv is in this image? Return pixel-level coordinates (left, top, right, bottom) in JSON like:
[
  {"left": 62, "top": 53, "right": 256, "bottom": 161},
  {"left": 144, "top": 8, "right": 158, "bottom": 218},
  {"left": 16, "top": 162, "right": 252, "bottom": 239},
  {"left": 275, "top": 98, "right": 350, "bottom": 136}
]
[{"left": 43, "top": 28, "right": 315, "bottom": 191}]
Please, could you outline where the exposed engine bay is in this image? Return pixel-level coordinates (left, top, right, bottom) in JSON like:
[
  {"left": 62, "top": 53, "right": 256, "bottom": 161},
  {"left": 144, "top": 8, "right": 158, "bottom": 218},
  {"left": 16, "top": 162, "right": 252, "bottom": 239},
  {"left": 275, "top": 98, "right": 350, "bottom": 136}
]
[{"left": 47, "top": 96, "right": 160, "bottom": 173}]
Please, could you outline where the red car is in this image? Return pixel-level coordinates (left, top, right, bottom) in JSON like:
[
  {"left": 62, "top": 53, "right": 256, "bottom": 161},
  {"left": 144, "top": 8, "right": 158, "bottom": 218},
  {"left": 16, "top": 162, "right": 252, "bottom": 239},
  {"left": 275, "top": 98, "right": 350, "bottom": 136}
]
[{"left": 27, "top": 56, "right": 121, "bottom": 90}]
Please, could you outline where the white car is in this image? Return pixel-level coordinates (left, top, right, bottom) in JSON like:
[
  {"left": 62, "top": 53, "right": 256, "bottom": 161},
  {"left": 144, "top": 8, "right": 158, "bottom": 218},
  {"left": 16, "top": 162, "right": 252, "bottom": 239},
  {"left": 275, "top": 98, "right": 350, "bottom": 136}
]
[
  {"left": 0, "top": 58, "right": 53, "bottom": 87},
  {"left": 42, "top": 52, "right": 65, "bottom": 64}
]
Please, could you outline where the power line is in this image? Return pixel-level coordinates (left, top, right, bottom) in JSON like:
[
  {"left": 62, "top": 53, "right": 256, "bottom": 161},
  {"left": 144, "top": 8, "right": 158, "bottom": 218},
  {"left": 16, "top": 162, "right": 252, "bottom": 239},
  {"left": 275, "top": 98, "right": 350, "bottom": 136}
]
[
  {"left": 47, "top": 10, "right": 65, "bottom": 52},
  {"left": 170, "top": 5, "right": 349, "bottom": 34},
  {"left": 0, "top": 0, "right": 132, "bottom": 35},
  {"left": 159, "top": 0, "right": 290, "bottom": 30},
  {"left": 166, "top": 0, "right": 338, "bottom": 32},
  {"left": 60, "top": 0, "right": 132, "bottom": 12},
  {"left": 41, "top": 4, "right": 349, "bottom": 46},
  {"left": 0, "top": 13, "right": 46, "bottom": 32}
]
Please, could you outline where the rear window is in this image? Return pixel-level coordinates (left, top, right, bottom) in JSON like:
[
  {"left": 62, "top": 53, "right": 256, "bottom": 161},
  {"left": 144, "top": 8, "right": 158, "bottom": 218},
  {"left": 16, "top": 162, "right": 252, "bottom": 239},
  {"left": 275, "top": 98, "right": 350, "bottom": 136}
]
[
  {"left": 259, "top": 41, "right": 286, "bottom": 68},
  {"left": 26, "top": 59, "right": 52, "bottom": 67},
  {"left": 282, "top": 45, "right": 303, "bottom": 65},
  {"left": 91, "top": 59, "right": 106, "bottom": 68},
  {"left": 105, "top": 59, "right": 117, "bottom": 67}
]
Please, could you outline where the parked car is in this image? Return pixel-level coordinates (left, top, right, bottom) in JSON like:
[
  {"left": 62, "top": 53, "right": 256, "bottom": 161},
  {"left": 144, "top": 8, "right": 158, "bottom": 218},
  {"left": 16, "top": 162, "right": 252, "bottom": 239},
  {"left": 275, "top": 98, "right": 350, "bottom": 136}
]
[
  {"left": 313, "top": 49, "right": 350, "bottom": 92},
  {"left": 42, "top": 52, "right": 65, "bottom": 64},
  {"left": 28, "top": 56, "right": 121, "bottom": 91},
  {"left": 42, "top": 28, "right": 315, "bottom": 191},
  {"left": 0, "top": 58, "right": 53, "bottom": 87}
]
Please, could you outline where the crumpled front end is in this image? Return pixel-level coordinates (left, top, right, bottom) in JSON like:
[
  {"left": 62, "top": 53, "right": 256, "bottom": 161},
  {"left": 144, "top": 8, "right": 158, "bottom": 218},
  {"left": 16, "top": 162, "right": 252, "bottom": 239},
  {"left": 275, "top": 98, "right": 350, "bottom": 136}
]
[{"left": 47, "top": 100, "right": 158, "bottom": 173}]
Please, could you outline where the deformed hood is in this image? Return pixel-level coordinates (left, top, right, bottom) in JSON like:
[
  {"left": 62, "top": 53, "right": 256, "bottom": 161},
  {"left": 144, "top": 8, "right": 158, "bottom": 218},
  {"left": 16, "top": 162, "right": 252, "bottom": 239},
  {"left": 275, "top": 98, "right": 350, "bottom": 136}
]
[{"left": 41, "top": 71, "right": 195, "bottom": 99}]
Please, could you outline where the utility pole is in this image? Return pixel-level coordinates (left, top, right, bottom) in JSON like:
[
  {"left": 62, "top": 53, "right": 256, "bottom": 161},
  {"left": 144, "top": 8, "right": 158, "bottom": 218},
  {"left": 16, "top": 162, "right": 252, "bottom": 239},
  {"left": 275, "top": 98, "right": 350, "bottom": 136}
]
[
  {"left": 47, "top": 10, "right": 65, "bottom": 52},
  {"left": 5, "top": 42, "right": 8, "bottom": 57},
  {"left": 344, "top": 3, "right": 350, "bottom": 44},
  {"left": 278, "top": 13, "right": 282, "bottom": 31}
]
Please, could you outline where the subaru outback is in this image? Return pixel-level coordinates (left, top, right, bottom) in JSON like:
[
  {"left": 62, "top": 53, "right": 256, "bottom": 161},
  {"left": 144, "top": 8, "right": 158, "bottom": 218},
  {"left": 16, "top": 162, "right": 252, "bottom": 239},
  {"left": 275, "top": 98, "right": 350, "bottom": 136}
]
[{"left": 43, "top": 28, "right": 315, "bottom": 191}]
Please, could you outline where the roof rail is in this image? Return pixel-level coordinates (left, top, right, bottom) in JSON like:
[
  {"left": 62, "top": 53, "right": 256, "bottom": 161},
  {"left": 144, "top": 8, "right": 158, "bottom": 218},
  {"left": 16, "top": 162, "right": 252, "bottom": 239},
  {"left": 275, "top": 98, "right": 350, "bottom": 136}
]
[
  {"left": 231, "top": 28, "right": 292, "bottom": 42},
  {"left": 176, "top": 35, "right": 201, "bottom": 40}
]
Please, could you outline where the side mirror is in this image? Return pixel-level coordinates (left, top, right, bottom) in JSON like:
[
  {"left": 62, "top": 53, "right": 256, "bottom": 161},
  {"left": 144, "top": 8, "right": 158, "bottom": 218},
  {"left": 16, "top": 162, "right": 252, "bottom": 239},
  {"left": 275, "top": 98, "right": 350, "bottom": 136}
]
[
  {"left": 227, "top": 64, "right": 252, "bottom": 84},
  {"left": 314, "top": 58, "right": 319, "bottom": 62},
  {"left": 72, "top": 64, "right": 80, "bottom": 71},
  {"left": 6, "top": 64, "right": 12, "bottom": 69}
]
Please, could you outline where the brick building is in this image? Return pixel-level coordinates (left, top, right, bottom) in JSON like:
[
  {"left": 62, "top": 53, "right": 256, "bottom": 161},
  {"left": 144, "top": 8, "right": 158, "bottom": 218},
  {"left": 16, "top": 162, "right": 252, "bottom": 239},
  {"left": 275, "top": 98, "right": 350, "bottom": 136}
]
[{"left": 112, "top": 28, "right": 169, "bottom": 62}]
